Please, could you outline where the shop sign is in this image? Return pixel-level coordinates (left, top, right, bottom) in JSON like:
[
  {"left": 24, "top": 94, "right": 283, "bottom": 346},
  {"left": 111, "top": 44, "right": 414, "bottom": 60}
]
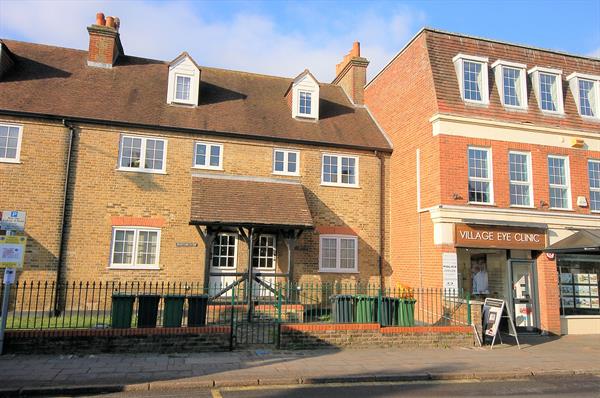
[
  {"left": 455, "top": 224, "right": 546, "bottom": 250},
  {"left": 442, "top": 253, "right": 459, "bottom": 292},
  {"left": 0, "top": 210, "right": 26, "bottom": 232},
  {"left": 0, "top": 236, "right": 27, "bottom": 269}
]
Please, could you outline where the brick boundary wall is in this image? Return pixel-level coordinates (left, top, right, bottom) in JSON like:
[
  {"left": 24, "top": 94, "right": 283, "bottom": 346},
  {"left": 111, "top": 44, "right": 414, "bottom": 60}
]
[
  {"left": 4, "top": 326, "right": 231, "bottom": 354},
  {"left": 279, "top": 323, "right": 474, "bottom": 349}
]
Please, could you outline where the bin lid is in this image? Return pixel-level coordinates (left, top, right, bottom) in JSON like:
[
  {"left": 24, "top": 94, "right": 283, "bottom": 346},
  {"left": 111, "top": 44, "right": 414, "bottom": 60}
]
[
  {"left": 137, "top": 294, "right": 161, "bottom": 298},
  {"left": 164, "top": 294, "right": 186, "bottom": 298},
  {"left": 188, "top": 294, "right": 209, "bottom": 298},
  {"left": 111, "top": 293, "right": 135, "bottom": 298},
  {"left": 330, "top": 294, "right": 354, "bottom": 299}
]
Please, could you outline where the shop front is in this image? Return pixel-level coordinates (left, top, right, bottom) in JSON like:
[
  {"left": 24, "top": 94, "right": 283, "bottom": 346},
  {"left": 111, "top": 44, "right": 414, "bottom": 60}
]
[
  {"left": 546, "top": 229, "right": 600, "bottom": 335},
  {"left": 453, "top": 223, "right": 547, "bottom": 333}
]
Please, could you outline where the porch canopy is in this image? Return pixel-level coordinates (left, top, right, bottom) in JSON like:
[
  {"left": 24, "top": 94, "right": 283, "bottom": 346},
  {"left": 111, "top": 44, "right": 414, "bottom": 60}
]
[
  {"left": 190, "top": 174, "right": 313, "bottom": 297},
  {"left": 545, "top": 229, "right": 600, "bottom": 254}
]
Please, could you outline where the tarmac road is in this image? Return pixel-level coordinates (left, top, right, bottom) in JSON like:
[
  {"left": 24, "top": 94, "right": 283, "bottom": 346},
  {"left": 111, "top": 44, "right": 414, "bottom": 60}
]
[{"left": 78, "top": 375, "right": 600, "bottom": 398}]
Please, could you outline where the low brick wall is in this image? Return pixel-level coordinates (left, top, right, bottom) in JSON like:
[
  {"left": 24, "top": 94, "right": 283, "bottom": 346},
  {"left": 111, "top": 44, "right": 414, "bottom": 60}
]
[
  {"left": 4, "top": 326, "right": 231, "bottom": 354},
  {"left": 279, "top": 323, "right": 474, "bottom": 349}
]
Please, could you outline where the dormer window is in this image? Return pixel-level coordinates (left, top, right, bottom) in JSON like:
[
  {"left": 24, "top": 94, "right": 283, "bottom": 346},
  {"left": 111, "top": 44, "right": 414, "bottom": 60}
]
[
  {"left": 289, "top": 69, "right": 320, "bottom": 120},
  {"left": 528, "top": 67, "right": 563, "bottom": 115},
  {"left": 167, "top": 52, "right": 201, "bottom": 106},
  {"left": 566, "top": 72, "right": 600, "bottom": 119},
  {"left": 175, "top": 75, "right": 191, "bottom": 101},
  {"left": 492, "top": 60, "right": 527, "bottom": 109},
  {"left": 299, "top": 91, "right": 312, "bottom": 115},
  {"left": 452, "top": 54, "right": 489, "bottom": 105}
]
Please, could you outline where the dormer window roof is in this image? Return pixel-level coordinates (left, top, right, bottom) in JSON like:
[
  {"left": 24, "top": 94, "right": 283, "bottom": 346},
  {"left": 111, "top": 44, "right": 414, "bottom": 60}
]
[
  {"left": 528, "top": 66, "right": 564, "bottom": 115},
  {"left": 167, "top": 52, "right": 201, "bottom": 106},
  {"left": 566, "top": 72, "right": 600, "bottom": 120},
  {"left": 452, "top": 54, "right": 489, "bottom": 105},
  {"left": 288, "top": 69, "right": 320, "bottom": 120},
  {"left": 491, "top": 60, "right": 528, "bottom": 110}
]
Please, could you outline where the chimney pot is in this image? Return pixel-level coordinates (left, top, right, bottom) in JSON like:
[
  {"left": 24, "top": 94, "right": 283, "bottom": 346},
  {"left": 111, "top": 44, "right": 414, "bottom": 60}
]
[
  {"left": 95, "top": 12, "right": 105, "bottom": 26},
  {"left": 332, "top": 42, "right": 369, "bottom": 105},
  {"left": 114, "top": 17, "right": 120, "bottom": 31},
  {"left": 352, "top": 41, "right": 360, "bottom": 57},
  {"left": 106, "top": 16, "right": 115, "bottom": 29}
]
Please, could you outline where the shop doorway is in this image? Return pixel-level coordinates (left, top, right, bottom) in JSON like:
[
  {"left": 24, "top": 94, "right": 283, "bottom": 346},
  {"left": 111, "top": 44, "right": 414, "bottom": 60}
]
[{"left": 508, "top": 260, "right": 538, "bottom": 333}]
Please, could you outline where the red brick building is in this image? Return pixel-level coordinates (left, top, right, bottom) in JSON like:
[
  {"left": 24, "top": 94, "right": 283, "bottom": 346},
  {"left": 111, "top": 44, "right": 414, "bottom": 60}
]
[{"left": 365, "top": 29, "right": 600, "bottom": 335}]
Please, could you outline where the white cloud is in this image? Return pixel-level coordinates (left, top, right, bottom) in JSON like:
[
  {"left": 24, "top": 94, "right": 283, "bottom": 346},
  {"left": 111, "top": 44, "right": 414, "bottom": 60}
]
[{"left": 0, "top": 0, "right": 426, "bottom": 81}]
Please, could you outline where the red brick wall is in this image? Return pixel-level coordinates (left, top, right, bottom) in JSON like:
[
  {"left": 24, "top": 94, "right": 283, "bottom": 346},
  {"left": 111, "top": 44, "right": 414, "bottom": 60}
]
[
  {"left": 535, "top": 254, "right": 561, "bottom": 334},
  {"left": 365, "top": 34, "right": 441, "bottom": 289},
  {"left": 438, "top": 135, "right": 599, "bottom": 214}
]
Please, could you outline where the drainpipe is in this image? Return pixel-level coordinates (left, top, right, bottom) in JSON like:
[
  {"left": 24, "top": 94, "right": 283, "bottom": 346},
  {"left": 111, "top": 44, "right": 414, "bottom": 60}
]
[
  {"left": 53, "top": 119, "right": 75, "bottom": 316},
  {"left": 375, "top": 151, "right": 386, "bottom": 287}
]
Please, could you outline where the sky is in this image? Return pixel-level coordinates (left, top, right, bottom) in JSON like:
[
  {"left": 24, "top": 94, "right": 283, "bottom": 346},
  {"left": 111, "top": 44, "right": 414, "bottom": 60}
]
[{"left": 1, "top": 0, "right": 599, "bottom": 82}]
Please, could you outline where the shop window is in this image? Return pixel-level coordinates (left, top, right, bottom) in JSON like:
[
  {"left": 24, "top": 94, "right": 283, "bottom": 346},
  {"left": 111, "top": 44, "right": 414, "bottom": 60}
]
[
  {"left": 457, "top": 249, "right": 508, "bottom": 299},
  {"left": 557, "top": 255, "right": 600, "bottom": 316}
]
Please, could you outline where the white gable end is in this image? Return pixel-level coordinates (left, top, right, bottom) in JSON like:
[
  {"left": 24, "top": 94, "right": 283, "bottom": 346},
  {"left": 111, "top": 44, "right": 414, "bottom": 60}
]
[{"left": 167, "top": 55, "right": 200, "bottom": 106}]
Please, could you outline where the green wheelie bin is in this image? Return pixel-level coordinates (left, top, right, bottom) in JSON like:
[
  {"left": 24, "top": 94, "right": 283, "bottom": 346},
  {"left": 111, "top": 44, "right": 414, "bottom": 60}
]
[
  {"left": 398, "top": 298, "right": 416, "bottom": 326},
  {"left": 188, "top": 295, "right": 209, "bottom": 327},
  {"left": 163, "top": 294, "right": 185, "bottom": 327},
  {"left": 355, "top": 295, "right": 378, "bottom": 323},
  {"left": 137, "top": 294, "right": 160, "bottom": 328},
  {"left": 111, "top": 293, "right": 135, "bottom": 329},
  {"left": 331, "top": 294, "right": 354, "bottom": 323},
  {"left": 379, "top": 296, "right": 400, "bottom": 326}
]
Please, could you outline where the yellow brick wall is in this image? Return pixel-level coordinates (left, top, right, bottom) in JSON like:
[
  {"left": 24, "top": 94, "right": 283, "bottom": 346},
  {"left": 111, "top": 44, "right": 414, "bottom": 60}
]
[
  {"left": 4, "top": 116, "right": 389, "bottom": 286},
  {"left": 0, "top": 117, "right": 70, "bottom": 282}
]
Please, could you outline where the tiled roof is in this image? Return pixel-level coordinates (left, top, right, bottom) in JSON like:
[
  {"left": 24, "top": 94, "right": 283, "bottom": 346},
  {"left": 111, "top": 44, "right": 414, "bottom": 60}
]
[
  {"left": 190, "top": 175, "right": 313, "bottom": 228},
  {"left": 0, "top": 39, "right": 391, "bottom": 151},
  {"left": 424, "top": 29, "right": 600, "bottom": 132}
]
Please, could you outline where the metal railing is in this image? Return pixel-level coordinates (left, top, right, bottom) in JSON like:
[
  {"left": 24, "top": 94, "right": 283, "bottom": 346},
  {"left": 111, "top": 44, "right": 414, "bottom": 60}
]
[{"left": 0, "top": 280, "right": 471, "bottom": 330}]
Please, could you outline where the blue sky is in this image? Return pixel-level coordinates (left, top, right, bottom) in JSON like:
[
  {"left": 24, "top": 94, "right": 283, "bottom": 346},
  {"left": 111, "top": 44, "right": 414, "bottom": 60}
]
[{"left": 1, "top": 0, "right": 598, "bottom": 81}]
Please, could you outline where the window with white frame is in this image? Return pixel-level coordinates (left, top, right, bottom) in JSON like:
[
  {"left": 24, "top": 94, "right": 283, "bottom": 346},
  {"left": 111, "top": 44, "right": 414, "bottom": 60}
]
[
  {"left": 0, "top": 124, "right": 22, "bottom": 162},
  {"left": 492, "top": 60, "right": 528, "bottom": 109},
  {"left": 529, "top": 67, "right": 563, "bottom": 114},
  {"left": 110, "top": 227, "right": 160, "bottom": 268},
  {"left": 319, "top": 235, "right": 358, "bottom": 273},
  {"left": 175, "top": 75, "right": 191, "bottom": 101},
  {"left": 322, "top": 154, "right": 358, "bottom": 186},
  {"left": 567, "top": 73, "right": 600, "bottom": 119},
  {"left": 194, "top": 142, "right": 223, "bottom": 169},
  {"left": 589, "top": 160, "right": 600, "bottom": 212},
  {"left": 548, "top": 155, "right": 571, "bottom": 209},
  {"left": 273, "top": 149, "right": 299, "bottom": 175},
  {"left": 453, "top": 54, "right": 489, "bottom": 104},
  {"left": 299, "top": 91, "right": 312, "bottom": 115},
  {"left": 211, "top": 233, "right": 237, "bottom": 268},
  {"left": 509, "top": 152, "right": 533, "bottom": 207},
  {"left": 252, "top": 234, "right": 276, "bottom": 269},
  {"left": 119, "top": 135, "right": 166, "bottom": 173},
  {"left": 468, "top": 147, "right": 493, "bottom": 204}
]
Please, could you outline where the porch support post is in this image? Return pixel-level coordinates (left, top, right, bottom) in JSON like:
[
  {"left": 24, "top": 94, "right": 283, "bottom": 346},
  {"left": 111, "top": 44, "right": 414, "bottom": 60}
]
[
  {"left": 196, "top": 226, "right": 217, "bottom": 290},
  {"left": 246, "top": 227, "right": 254, "bottom": 322}
]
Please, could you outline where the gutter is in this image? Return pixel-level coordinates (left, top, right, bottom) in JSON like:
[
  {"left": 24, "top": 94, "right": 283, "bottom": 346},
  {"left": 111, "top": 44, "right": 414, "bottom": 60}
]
[
  {"left": 53, "top": 119, "right": 75, "bottom": 316},
  {"left": 0, "top": 109, "right": 393, "bottom": 154}
]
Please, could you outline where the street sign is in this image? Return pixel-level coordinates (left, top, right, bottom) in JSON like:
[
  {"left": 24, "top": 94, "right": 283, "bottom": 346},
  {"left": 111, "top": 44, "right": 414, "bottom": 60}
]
[
  {"left": 0, "top": 236, "right": 27, "bottom": 269},
  {"left": 3, "top": 268, "right": 15, "bottom": 285},
  {"left": 0, "top": 210, "right": 26, "bottom": 232}
]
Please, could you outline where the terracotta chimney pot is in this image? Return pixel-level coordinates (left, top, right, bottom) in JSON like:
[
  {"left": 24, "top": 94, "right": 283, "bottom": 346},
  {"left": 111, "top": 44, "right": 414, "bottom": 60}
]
[
  {"left": 95, "top": 12, "right": 105, "bottom": 26},
  {"left": 352, "top": 41, "right": 360, "bottom": 57},
  {"left": 106, "top": 16, "right": 115, "bottom": 28}
]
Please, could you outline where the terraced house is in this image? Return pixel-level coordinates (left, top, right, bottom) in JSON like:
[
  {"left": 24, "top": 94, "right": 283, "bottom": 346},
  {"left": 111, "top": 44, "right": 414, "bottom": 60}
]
[
  {"left": 365, "top": 28, "right": 600, "bottom": 336},
  {"left": 0, "top": 14, "right": 391, "bottom": 293}
]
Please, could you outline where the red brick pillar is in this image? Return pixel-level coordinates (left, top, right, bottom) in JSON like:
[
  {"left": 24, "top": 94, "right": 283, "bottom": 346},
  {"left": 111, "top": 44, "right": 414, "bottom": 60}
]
[{"left": 536, "top": 254, "right": 561, "bottom": 335}]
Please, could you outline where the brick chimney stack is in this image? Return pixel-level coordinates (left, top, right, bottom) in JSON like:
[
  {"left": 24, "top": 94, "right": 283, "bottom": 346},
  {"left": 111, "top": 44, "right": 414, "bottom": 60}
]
[
  {"left": 332, "top": 41, "right": 369, "bottom": 105},
  {"left": 87, "top": 12, "right": 123, "bottom": 68}
]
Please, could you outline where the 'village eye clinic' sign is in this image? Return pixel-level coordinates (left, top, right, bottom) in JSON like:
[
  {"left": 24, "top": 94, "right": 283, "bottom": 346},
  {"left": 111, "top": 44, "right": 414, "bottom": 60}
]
[{"left": 455, "top": 224, "right": 547, "bottom": 250}]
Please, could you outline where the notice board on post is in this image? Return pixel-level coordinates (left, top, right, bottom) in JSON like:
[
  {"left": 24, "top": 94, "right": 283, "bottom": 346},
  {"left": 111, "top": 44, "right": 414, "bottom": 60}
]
[{"left": 482, "top": 298, "right": 520, "bottom": 349}]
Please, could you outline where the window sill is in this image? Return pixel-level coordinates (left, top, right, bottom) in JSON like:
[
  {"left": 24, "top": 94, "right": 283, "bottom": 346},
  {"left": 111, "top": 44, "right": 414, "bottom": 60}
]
[
  {"left": 548, "top": 207, "right": 575, "bottom": 212},
  {"left": 503, "top": 105, "right": 528, "bottom": 112},
  {"left": 319, "top": 269, "right": 360, "bottom": 274},
  {"left": 509, "top": 205, "right": 536, "bottom": 209},
  {"left": 581, "top": 115, "right": 600, "bottom": 123},
  {"left": 272, "top": 172, "right": 300, "bottom": 177},
  {"left": 467, "top": 202, "right": 496, "bottom": 206},
  {"left": 0, "top": 159, "right": 21, "bottom": 164},
  {"left": 321, "top": 182, "right": 360, "bottom": 189},
  {"left": 117, "top": 168, "right": 167, "bottom": 175},
  {"left": 540, "top": 110, "right": 565, "bottom": 117},
  {"left": 192, "top": 166, "right": 224, "bottom": 171},
  {"left": 108, "top": 265, "right": 161, "bottom": 270},
  {"left": 463, "top": 99, "right": 489, "bottom": 107},
  {"left": 560, "top": 315, "right": 600, "bottom": 319}
]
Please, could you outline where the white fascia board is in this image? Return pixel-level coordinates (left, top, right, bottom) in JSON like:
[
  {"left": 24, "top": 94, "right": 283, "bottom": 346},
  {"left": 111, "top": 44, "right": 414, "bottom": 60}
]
[
  {"left": 452, "top": 53, "right": 489, "bottom": 63},
  {"left": 566, "top": 72, "right": 600, "bottom": 82},
  {"left": 491, "top": 59, "right": 527, "bottom": 69},
  {"left": 528, "top": 66, "right": 563, "bottom": 75}
]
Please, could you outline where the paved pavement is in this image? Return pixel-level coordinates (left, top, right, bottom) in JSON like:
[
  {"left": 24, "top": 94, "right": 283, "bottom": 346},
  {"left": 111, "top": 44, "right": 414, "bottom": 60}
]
[
  {"left": 87, "top": 376, "right": 600, "bottom": 398},
  {"left": 0, "top": 335, "right": 599, "bottom": 396}
]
